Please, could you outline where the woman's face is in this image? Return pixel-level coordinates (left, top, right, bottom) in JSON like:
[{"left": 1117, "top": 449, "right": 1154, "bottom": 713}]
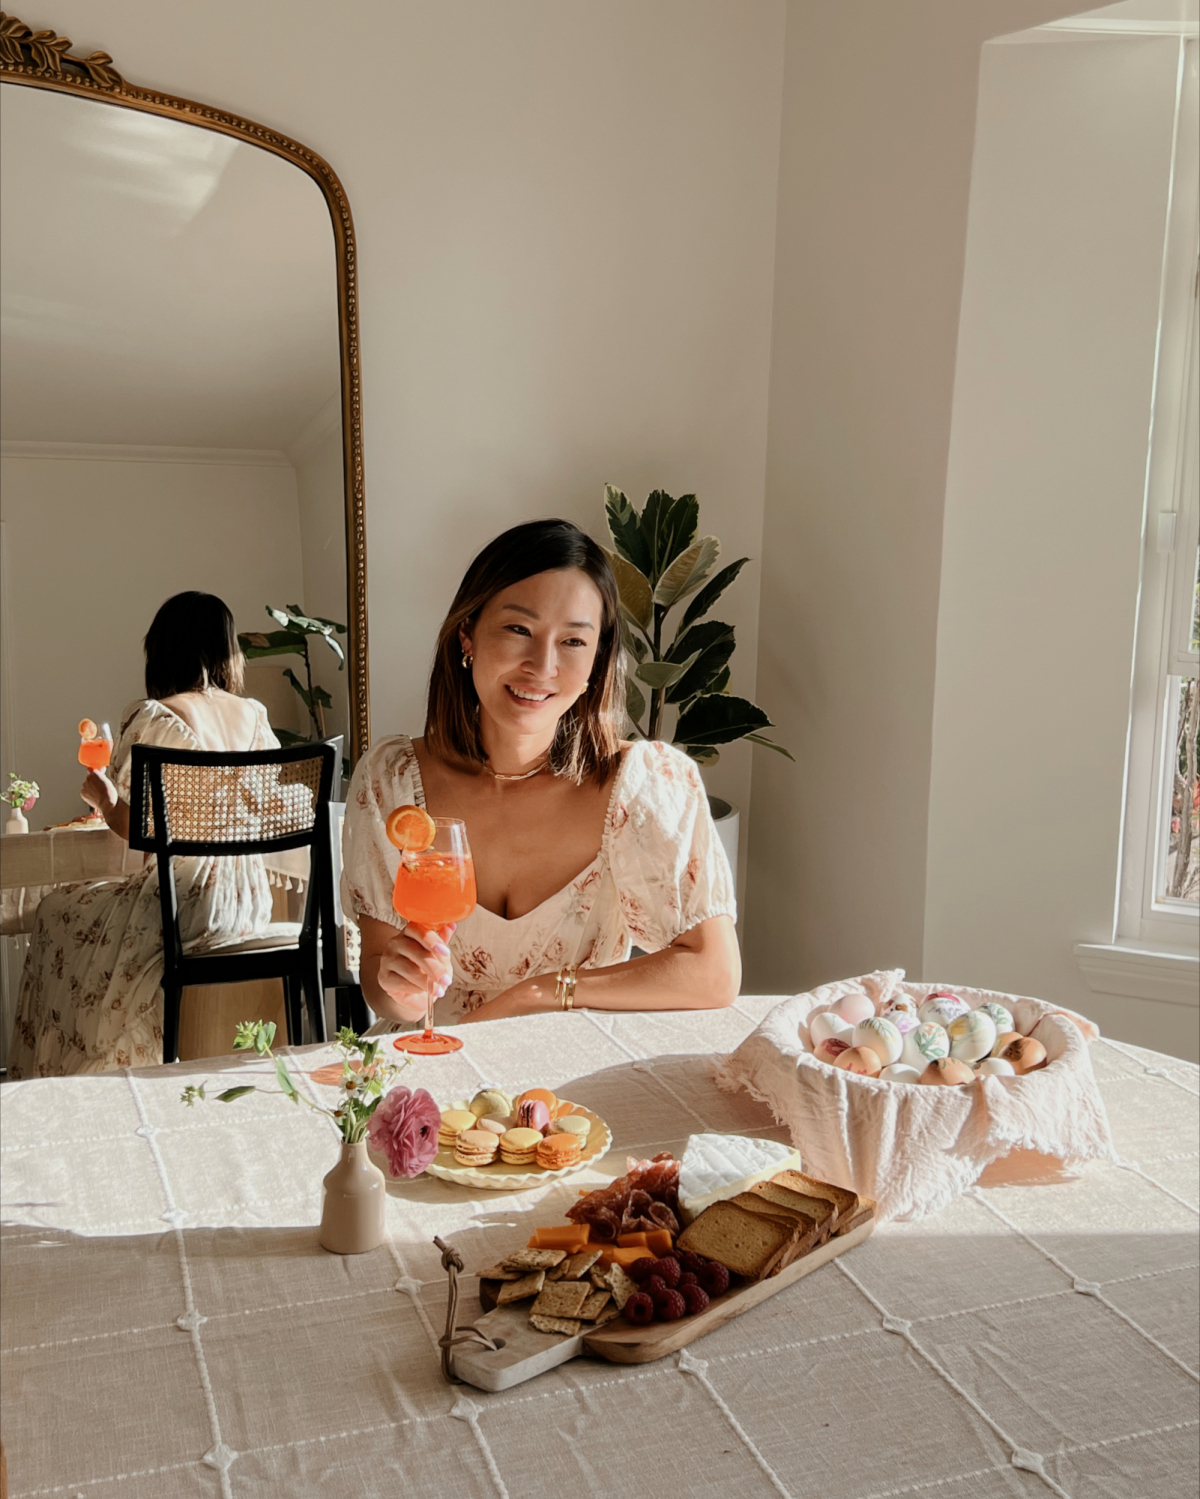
[{"left": 460, "top": 568, "right": 604, "bottom": 741}]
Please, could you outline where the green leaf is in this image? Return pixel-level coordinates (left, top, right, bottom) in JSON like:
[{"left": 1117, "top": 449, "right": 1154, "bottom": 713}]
[
  {"left": 282, "top": 669, "right": 314, "bottom": 709},
  {"left": 280, "top": 605, "right": 341, "bottom": 636},
  {"left": 274, "top": 1056, "right": 299, "bottom": 1100},
  {"left": 745, "top": 732, "right": 796, "bottom": 761},
  {"left": 266, "top": 606, "right": 311, "bottom": 633},
  {"left": 316, "top": 633, "right": 346, "bottom": 667},
  {"left": 673, "top": 693, "right": 772, "bottom": 747},
  {"left": 253, "top": 1026, "right": 269, "bottom": 1055},
  {"left": 309, "top": 615, "right": 347, "bottom": 634},
  {"left": 686, "top": 745, "right": 721, "bottom": 767},
  {"left": 625, "top": 677, "right": 647, "bottom": 730},
  {"left": 273, "top": 728, "right": 311, "bottom": 746},
  {"left": 709, "top": 665, "right": 731, "bottom": 695},
  {"left": 653, "top": 536, "right": 720, "bottom": 609},
  {"left": 622, "top": 621, "right": 648, "bottom": 662},
  {"left": 641, "top": 491, "right": 698, "bottom": 583},
  {"left": 263, "top": 1021, "right": 277, "bottom": 1048},
  {"left": 216, "top": 1085, "right": 257, "bottom": 1103},
  {"left": 680, "top": 558, "right": 749, "bottom": 630},
  {"left": 604, "top": 485, "right": 653, "bottom": 576},
  {"left": 602, "top": 549, "right": 653, "bottom": 633},
  {"left": 238, "top": 629, "right": 308, "bottom": 661},
  {"left": 635, "top": 653, "right": 699, "bottom": 691},
  {"left": 665, "top": 621, "right": 736, "bottom": 705}
]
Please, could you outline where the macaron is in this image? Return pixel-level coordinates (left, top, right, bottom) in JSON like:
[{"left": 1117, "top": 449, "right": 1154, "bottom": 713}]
[
  {"left": 498, "top": 1127, "right": 543, "bottom": 1166},
  {"left": 476, "top": 1115, "right": 510, "bottom": 1136},
  {"left": 516, "top": 1099, "right": 551, "bottom": 1133},
  {"left": 515, "top": 1087, "right": 559, "bottom": 1115},
  {"left": 550, "top": 1114, "right": 591, "bottom": 1140},
  {"left": 437, "top": 1108, "right": 478, "bottom": 1149},
  {"left": 454, "top": 1128, "right": 500, "bottom": 1167},
  {"left": 535, "top": 1134, "right": 582, "bottom": 1171},
  {"left": 468, "top": 1088, "right": 512, "bottom": 1119}
]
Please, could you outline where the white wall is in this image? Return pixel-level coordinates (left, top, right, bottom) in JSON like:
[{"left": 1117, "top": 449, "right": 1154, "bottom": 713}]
[
  {"left": 924, "top": 28, "right": 1196, "bottom": 1058},
  {"left": 0, "top": 452, "right": 304, "bottom": 825},
  {"left": 35, "top": 0, "right": 788, "bottom": 893},
  {"left": 745, "top": 0, "right": 1072, "bottom": 994}
]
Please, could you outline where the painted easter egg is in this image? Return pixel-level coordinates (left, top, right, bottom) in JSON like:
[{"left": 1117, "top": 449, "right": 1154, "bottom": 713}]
[
  {"left": 814, "top": 1036, "right": 852, "bottom": 1065},
  {"left": 919, "top": 994, "right": 970, "bottom": 1029},
  {"left": 947, "top": 1010, "right": 997, "bottom": 1064},
  {"left": 833, "top": 1046, "right": 882, "bottom": 1077},
  {"left": 882, "top": 996, "right": 919, "bottom": 1019},
  {"left": 978, "top": 1001, "right": 1014, "bottom": 1036},
  {"left": 810, "top": 1010, "right": 855, "bottom": 1047},
  {"left": 901, "top": 1022, "right": 950, "bottom": 1071},
  {"left": 830, "top": 992, "right": 876, "bottom": 1026},
  {"left": 919, "top": 1058, "right": 975, "bottom": 1086},
  {"left": 879, "top": 1063, "right": 921, "bottom": 1083},
  {"left": 976, "top": 1057, "right": 1015, "bottom": 1077},
  {"left": 853, "top": 1016, "right": 903, "bottom": 1066}
]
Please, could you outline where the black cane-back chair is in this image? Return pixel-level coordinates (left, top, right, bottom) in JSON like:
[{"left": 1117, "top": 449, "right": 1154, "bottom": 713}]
[{"left": 128, "top": 740, "right": 336, "bottom": 1063}]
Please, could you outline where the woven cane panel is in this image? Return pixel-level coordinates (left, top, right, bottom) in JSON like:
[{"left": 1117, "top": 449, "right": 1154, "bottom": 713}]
[{"left": 154, "top": 756, "right": 322, "bottom": 844}]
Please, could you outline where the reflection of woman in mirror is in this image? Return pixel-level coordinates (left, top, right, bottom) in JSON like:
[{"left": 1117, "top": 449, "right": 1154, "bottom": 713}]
[
  {"left": 9, "top": 592, "right": 282, "bottom": 1077},
  {"left": 342, "top": 520, "right": 740, "bottom": 1030}
]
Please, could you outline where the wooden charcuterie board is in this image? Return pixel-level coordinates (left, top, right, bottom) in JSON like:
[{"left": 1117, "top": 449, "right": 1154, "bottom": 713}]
[{"left": 453, "top": 1211, "right": 875, "bottom": 1392}]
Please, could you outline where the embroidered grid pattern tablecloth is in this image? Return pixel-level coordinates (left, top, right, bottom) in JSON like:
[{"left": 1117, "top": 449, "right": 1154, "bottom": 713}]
[{"left": 1, "top": 999, "right": 1196, "bottom": 1498}]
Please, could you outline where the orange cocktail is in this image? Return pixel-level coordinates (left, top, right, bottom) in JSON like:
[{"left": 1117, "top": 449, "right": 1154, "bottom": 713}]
[
  {"left": 77, "top": 719, "right": 112, "bottom": 772},
  {"left": 389, "top": 813, "right": 476, "bottom": 1055}
]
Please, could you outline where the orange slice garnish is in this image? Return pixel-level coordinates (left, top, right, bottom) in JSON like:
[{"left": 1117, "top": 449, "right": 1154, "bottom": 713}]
[
  {"left": 385, "top": 804, "right": 436, "bottom": 852},
  {"left": 78, "top": 718, "right": 98, "bottom": 740}
]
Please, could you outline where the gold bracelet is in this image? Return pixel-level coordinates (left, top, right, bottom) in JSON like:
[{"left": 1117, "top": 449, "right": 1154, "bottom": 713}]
[{"left": 555, "top": 964, "right": 578, "bottom": 1012}]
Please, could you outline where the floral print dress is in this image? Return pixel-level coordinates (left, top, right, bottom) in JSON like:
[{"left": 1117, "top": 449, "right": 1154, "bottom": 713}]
[
  {"left": 340, "top": 735, "right": 736, "bottom": 1025},
  {"left": 8, "top": 699, "right": 278, "bottom": 1078}
]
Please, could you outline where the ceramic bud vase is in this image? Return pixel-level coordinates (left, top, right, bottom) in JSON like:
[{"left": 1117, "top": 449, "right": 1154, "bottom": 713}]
[
  {"left": 319, "top": 1139, "right": 386, "bottom": 1254},
  {"left": 4, "top": 808, "right": 28, "bottom": 835}
]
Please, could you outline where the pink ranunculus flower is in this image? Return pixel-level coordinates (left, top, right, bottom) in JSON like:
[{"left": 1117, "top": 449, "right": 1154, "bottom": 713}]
[{"left": 367, "top": 1085, "right": 441, "bottom": 1178}]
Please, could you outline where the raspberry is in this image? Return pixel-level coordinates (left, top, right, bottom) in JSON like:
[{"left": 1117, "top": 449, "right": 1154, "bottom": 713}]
[
  {"left": 624, "top": 1292, "right": 655, "bottom": 1325},
  {"left": 629, "top": 1257, "right": 659, "bottom": 1285},
  {"left": 698, "top": 1261, "right": 731, "bottom": 1297},
  {"left": 677, "top": 1272, "right": 699, "bottom": 1290},
  {"left": 645, "top": 1275, "right": 668, "bottom": 1298},
  {"left": 655, "top": 1288, "right": 686, "bottom": 1321},
  {"left": 681, "top": 1284, "right": 710, "bottom": 1315},
  {"left": 676, "top": 1250, "right": 706, "bottom": 1274},
  {"left": 652, "top": 1256, "right": 681, "bottom": 1287}
]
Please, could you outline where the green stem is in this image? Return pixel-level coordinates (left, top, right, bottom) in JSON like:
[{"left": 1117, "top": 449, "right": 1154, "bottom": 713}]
[{"left": 303, "top": 642, "right": 324, "bottom": 739}]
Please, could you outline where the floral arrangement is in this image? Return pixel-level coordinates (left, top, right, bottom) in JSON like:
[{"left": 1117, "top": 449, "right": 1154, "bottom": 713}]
[
  {"left": 4, "top": 774, "right": 39, "bottom": 811},
  {"left": 180, "top": 1021, "right": 442, "bottom": 1177}
]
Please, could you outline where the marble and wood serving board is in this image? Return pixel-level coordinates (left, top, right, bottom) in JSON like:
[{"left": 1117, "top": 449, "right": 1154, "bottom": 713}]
[{"left": 453, "top": 1212, "right": 875, "bottom": 1392}]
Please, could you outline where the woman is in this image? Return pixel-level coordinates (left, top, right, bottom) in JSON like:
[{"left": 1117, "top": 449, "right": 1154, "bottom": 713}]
[
  {"left": 342, "top": 519, "right": 740, "bottom": 1027},
  {"left": 9, "top": 592, "right": 280, "bottom": 1077}
]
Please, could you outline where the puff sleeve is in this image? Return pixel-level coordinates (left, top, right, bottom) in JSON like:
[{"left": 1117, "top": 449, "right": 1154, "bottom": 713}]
[
  {"left": 111, "top": 700, "right": 198, "bottom": 801},
  {"left": 606, "top": 741, "right": 736, "bottom": 952},
  {"left": 340, "top": 735, "right": 423, "bottom": 929}
]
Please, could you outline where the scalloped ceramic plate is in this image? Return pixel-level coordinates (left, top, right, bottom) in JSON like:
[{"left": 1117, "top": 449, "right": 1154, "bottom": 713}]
[{"left": 422, "top": 1102, "right": 612, "bottom": 1191}]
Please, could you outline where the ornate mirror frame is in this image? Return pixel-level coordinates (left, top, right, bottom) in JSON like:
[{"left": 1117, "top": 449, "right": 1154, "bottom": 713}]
[{"left": 0, "top": 11, "right": 370, "bottom": 762}]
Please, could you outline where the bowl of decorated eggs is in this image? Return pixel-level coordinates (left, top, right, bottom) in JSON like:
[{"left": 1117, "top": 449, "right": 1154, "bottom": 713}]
[
  {"left": 718, "top": 970, "right": 1114, "bottom": 1222},
  {"left": 806, "top": 989, "right": 1047, "bottom": 1087}
]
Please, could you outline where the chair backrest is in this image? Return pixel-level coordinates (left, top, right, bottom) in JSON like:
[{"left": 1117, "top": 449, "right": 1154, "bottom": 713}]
[{"left": 128, "top": 741, "right": 337, "bottom": 973}]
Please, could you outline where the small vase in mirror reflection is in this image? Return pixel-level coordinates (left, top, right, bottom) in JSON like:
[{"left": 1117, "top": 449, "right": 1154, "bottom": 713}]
[{"left": 319, "top": 1140, "right": 386, "bottom": 1254}]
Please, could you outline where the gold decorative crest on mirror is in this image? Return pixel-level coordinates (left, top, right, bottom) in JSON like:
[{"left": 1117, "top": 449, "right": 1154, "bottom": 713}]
[{"left": 0, "top": 11, "right": 369, "bottom": 785}]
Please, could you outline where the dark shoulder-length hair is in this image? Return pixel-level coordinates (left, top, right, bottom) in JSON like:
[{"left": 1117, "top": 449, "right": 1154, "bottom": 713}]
[
  {"left": 425, "top": 519, "right": 624, "bottom": 785},
  {"left": 144, "top": 591, "right": 245, "bottom": 699}
]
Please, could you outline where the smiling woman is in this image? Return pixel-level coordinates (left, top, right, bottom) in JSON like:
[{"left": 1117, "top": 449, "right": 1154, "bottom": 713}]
[{"left": 341, "top": 519, "right": 741, "bottom": 1028}]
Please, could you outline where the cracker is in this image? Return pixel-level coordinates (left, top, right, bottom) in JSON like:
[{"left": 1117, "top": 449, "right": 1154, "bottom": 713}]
[
  {"left": 608, "top": 1264, "right": 637, "bottom": 1310},
  {"left": 578, "top": 1289, "right": 611, "bottom": 1321},
  {"left": 589, "top": 1270, "right": 611, "bottom": 1290},
  {"left": 474, "top": 1264, "right": 523, "bottom": 1281},
  {"left": 529, "top": 1314, "right": 582, "bottom": 1337},
  {"left": 589, "top": 1301, "right": 621, "bottom": 1328},
  {"left": 502, "top": 1248, "right": 567, "bottom": 1272},
  {"left": 561, "top": 1248, "right": 603, "bottom": 1279},
  {"left": 496, "top": 1270, "right": 545, "bottom": 1304},
  {"left": 531, "top": 1279, "right": 591, "bottom": 1318}
]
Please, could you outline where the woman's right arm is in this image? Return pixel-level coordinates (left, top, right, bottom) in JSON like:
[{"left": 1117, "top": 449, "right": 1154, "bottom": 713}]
[
  {"left": 81, "top": 770, "right": 130, "bottom": 842},
  {"left": 357, "top": 915, "right": 456, "bottom": 1025}
]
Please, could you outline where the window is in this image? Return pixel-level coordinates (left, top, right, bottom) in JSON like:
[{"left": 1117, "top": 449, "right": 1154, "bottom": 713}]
[{"left": 1116, "top": 38, "right": 1199, "bottom": 951}]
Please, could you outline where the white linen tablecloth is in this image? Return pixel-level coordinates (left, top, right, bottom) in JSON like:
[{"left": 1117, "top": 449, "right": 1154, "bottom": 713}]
[{"left": 1, "top": 999, "right": 1196, "bottom": 1498}]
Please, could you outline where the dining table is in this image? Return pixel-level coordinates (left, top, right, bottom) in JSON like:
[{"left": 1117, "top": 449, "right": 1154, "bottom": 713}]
[{"left": 0, "top": 998, "right": 1196, "bottom": 1498}]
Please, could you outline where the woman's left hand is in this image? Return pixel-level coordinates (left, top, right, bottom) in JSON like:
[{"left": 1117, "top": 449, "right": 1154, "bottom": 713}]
[{"left": 81, "top": 769, "right": 118, "bottom": 816}]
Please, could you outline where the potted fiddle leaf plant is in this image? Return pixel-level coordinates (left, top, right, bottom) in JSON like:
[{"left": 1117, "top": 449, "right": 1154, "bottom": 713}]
[
  {"left": 239, "top": 605, "right": 349, "bottom": 781},
  {"left": 602, "top": 485, "right": 793, "bottom": 878}
]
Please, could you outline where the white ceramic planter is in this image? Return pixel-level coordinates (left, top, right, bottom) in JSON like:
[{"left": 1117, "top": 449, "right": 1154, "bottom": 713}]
[{"left": 708, "top": 796, "right": 739, "bottom": 885}]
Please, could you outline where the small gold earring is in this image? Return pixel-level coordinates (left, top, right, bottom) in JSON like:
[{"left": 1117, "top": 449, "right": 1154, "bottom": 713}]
[{"left": 461, "top": 652, "right": 473, "bottom": 669}]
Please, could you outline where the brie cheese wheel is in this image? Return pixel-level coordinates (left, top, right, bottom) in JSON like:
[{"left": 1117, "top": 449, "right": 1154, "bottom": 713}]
[{"left": 677, "top": 1133, "right": 802, "bottom": 1224}]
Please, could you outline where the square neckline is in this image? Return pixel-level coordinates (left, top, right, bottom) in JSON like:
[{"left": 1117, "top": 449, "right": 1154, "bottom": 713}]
[{"left": 405, "top": 735, "right": 631, "bottom": 926}]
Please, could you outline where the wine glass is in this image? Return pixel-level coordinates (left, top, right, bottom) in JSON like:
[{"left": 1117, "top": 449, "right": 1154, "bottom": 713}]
[{"left": 391, "top": 816, "right": 476, "bottom": 1055}]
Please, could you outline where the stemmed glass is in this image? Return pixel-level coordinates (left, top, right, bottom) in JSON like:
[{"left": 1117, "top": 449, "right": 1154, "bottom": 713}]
[
  {"left": 78, "top": 720, "right": 113, "bottom": 775},
  {"left": 391, "top": 816, "right": 476, "bottom": 1056}
]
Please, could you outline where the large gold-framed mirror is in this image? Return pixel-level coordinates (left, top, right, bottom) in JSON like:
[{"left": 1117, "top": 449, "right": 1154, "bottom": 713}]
[{"left": 0, "top": 11, "right": 368, "bottom": 826}]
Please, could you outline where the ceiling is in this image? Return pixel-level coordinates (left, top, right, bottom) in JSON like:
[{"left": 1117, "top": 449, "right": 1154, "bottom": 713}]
[{"left": 0, "top": 84, "right": 341, "bottom": 451}]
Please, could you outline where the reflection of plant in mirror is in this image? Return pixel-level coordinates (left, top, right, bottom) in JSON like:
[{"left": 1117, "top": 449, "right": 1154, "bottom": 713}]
[
  {"left": 602, "top": 485, "right": 793, "bottom": 768},
  {"left": 180, "top": 1021, "right": 413, "bottom": 1145},
  {"left": 239, "top": 605, "right": 347, "bottom": 746}
]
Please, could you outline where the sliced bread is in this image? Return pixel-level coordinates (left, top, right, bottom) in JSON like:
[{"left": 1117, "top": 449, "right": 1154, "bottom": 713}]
[
  {"left": 729, "top": 1192, "right": 822, "bottom": 1272},
  {"left": 677, "top": 1199, "right": 800, "bottom": 1281},
  {"left": 771, "top": 1169, "right": 858, "bottom": 1227},
  {"left": 748, "top": 1180, "right": 837, "bottom": 1241}
]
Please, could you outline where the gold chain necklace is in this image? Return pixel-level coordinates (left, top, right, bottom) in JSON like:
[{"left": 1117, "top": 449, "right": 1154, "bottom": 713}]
[{"left": 483, "top": 758, "right": 549, "bottom": 782}]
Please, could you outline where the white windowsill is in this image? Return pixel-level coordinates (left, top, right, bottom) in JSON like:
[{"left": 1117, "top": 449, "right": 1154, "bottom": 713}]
[{"left": 1074, "top": 942, "right": 1199, "bottom": 1008}]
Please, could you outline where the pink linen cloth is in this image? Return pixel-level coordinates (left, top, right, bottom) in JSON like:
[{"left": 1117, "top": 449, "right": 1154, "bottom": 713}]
[{"left": 714, "top": 969, "right": 1116, "bottom": 1221}]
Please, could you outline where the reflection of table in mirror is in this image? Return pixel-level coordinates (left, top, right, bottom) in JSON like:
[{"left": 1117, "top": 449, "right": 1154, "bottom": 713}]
[{"left": 1, "top": 827, "right": 310, "bottom": 1062}]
